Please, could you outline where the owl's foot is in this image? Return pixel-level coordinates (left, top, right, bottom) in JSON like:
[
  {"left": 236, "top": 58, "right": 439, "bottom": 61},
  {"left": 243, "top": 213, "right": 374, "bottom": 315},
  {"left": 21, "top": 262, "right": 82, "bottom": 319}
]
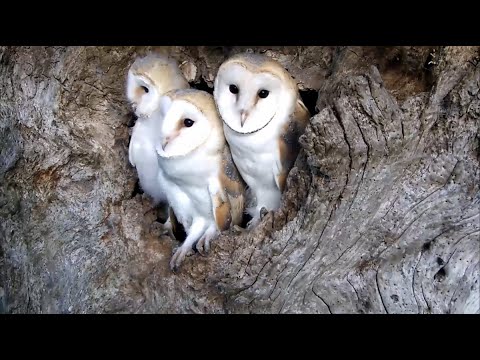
[
  {"left": 260, "top": 207, "right": 269, "bottom": 219},
  {"left": 246, "top": 208, "right": 274, "bottom": 230},
  {"left": 170, "top": 245, "right": 194, "bottom": 272},
  {"left": 150, "top": 221, "right": 174, "bottom": 240},
  {"left": 160, "top": 218, "right": 176, "bottom": 240},
  {"left": 246, "top": 216, "right": 261, "bottom": 230},
  {"left": 194, "top": 226, "right": 218, "bottom": 256},
  {"left": 195, "top": 236, "right": 210, "bottom": 256}
]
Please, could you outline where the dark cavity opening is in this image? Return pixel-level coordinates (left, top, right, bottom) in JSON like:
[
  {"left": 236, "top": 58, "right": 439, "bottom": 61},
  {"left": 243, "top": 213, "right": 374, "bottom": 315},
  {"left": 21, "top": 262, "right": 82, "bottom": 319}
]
[
  {"left": 154, "top": 205, "right": 187, "bottom": 243},
  {"left": 423, "top": 52, "right": 435, "bottom": 71},
  {"left": 241, "top": 213, "right": 253, "bottom": 229},
  {"left": 189, "top": 77, "right": 214, "bottom": 95},
  {"left": 422, "top": 50, "right": 437, "bottom": 91},
  {"left": 127, "top": 111, "right": 137, "bottom": 128},
  {"left": 130, "top": 179, "right": 143, "bottom": 198},
  {"left": 173, "top": 222, "right": 187, "bottom": 243},
  {"left": 299, "top": 89, "right": 319, "bottom": 117},
  {"left": 434, "top": 267, "right": 447, "bottom": 281}
]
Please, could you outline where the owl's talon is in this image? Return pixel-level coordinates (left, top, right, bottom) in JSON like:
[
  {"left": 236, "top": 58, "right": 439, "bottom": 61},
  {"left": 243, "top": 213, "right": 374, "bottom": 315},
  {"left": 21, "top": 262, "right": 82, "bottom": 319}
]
[
  {"left": 260, "top": 207, "right": 269, "bottom": 219},
  {"left": 161, "top": 219, "right": 176, "bottom": 240},
  {"left": 195, "top": 236, "right": 211, "bottom": 256},
  {"left": 246, "top": 217, "right": 261, "bottom": 230},
  {"left": 169, "top": 246, "right": 193, "bottom": 272},
  {"left": 162, "top": 227, "right": 176, "bottom": 240}
]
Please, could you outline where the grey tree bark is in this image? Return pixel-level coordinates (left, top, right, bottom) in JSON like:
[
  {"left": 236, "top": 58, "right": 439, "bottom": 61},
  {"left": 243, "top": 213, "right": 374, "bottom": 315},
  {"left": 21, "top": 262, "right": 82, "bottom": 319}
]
[{"left": 0, "top": 46, "right": 478, "bottom": 314}]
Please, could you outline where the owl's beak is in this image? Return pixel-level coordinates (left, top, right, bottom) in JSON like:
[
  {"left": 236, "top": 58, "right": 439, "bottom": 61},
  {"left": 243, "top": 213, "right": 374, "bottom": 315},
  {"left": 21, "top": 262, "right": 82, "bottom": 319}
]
[
  {"left": 162, "top": 132, "right": 179, "bottom": 150},
  {"left": 240, "top": 110, "right": 249, "bottom": 127}
]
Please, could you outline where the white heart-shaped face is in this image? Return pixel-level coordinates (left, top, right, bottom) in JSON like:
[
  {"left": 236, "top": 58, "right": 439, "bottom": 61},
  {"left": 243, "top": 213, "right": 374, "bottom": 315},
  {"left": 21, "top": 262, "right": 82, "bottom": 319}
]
[
  {"left": 153, "top": 97, "right": 213, "bottom": 158},
  {"left": 126, "top": 71, "right": 161, "bottom": 118},
  {"left": 214, "top": 63, "right": 295, "bottom": 134}
]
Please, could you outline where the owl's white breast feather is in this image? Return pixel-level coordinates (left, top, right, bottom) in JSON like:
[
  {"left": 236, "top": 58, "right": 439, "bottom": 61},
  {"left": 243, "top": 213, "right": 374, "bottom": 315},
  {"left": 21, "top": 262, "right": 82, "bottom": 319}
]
[{"left": 223, "top": 116, "right": 283, "bottom": 216}]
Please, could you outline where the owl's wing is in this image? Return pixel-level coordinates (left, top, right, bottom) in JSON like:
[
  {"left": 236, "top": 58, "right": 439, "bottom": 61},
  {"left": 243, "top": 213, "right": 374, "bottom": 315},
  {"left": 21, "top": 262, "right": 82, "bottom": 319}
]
[
  {"left": 128, "top": 120, "right": 158, "bottom": 168},
  {"left": 274, "top": 98, "right": 310, "bottom": 192},
  {"left": 208, "top": 146, "right": 246, "bottom": 231},
  {"left": 128, "top": 139, "right": 136, "bottom": 167},
  {"left": 220, "top": 145, "right": 246, "bottom": 226},
  {"left": 128, "top": 124, "right": 142, "bottom": 167}
]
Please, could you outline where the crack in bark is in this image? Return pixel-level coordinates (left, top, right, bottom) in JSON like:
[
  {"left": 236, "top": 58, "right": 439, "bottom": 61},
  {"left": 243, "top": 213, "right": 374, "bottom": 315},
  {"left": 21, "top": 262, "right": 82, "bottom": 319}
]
[
  {"left": 365, "top": 75, "right": 390, "bottom": 153},
  {"left": 458, "top": 212, "right": 479, "bottom": 224},
  {"left": 276, "top": 199, "right": 340, "bottom": 314},
  {"left": 452, "top": 230, "right": 480, "bottom": 248},
  {"left": 346, "top": 274, "right": 360, "bottom": 301},
  {"left": 376, "top": 268, "right": 388, "bottom": 314},
  {"left": 284, "top": 202, "right": 336, "bottom": 292},
  {"left": 448, "top": 256, "right": 477, "bottom": 313},
  {"left": 232, "top": 258, "right": 272, "bottom": 299},
  {"left": 348, "top": 109, "right": 371, "bottom": 212},
  {"left": 381, "top": 195, "right": 400, "bottom": 220},
  {"left": 269, "top": 258, "right": 291, "bottom": 301},
  {"left": 245, "top": 247, "right": 256, "bottom": 269},
  {"left": 331, "top": 104, "right": 352, "bottom": 188},
  {"left": 377, "top": 206, "right": 431, "bottom": 260},
  {"left": 402, "top": 160, "right": 460, "bottom": 220},
  {"left": 412, "top": 250, "right": 423, "bottom": 313},
  {"left": 312, "top": 287, "right": 332, "bottom": 314},
  {"left": 416, "top": 68, "right": 472, "bottom": 152},
  {"left": 83, "top": 81, "right": 104, "bottom": 94},
  {"left": 425, "top": 226, "right": 459, "bottom": 251},
  {"left": 324, "top": 233, "right": 366, "bottom": 273},
  {"left": 420, "top": 280, "right": 430, "bottom": 313}
]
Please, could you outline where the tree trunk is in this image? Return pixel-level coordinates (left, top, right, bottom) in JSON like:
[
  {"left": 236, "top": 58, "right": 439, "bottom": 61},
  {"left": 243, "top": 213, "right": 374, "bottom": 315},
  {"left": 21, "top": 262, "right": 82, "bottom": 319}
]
[{"left": 0, "top": 46, "right": 478, "bottom": 314}]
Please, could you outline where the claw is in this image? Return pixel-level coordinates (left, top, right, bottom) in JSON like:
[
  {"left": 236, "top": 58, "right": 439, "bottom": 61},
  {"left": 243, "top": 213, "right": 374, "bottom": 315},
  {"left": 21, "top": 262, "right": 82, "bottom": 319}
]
[
  {"left": 164, "top": 227, "right": 176, "bottom": 240},
  {"left": 260, "top": 207, "right": 269, "bottom": 219},
  {"left": 246, "top": 216, "right": 261, "bottom": 230},
  {"left": 195, "top": 235, "right": 210, "bottom": 256},
  {"left": 169, "top": 245, "right": 193, "bottom": 272},
  {"left": 192, "top": 240, "right": 199, "bottom": 253},
  {"left": 161, "top": 219, "right": 176, "bottom": 240},
  {"left": 192, "top": 239, "right": 204, "bottom": 256}
]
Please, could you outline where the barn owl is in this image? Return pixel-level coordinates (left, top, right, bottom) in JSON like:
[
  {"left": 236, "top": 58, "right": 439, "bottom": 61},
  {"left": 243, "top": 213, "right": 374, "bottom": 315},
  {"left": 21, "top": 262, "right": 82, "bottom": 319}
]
[
  {"left": 126, "top": 53, "right": 189, "bottom": 213},
  {"left": 214, "top": 53, "right": 310, "bottom": 228},
  {"left": 152, "top": 89, "right": 245, "bottom": 271}
]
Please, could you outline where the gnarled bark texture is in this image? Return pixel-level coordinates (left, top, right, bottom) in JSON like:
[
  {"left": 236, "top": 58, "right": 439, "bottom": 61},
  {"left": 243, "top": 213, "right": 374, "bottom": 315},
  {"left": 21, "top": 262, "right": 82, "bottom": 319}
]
[{"left": 0, "top": 46, "right": 478, "bottom": 314}]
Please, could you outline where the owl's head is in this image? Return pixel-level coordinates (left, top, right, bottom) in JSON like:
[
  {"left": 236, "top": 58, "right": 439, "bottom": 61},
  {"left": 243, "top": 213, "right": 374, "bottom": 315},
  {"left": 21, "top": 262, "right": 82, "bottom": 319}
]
[
  {"left": 154, "top": 89, "right": 223, "bottom": 158},
  {"left": 126, "top": 53, "right": 189, "bottom": 118},
  {"left": 214, "top": 53, "right": 298, "bottom": 134}
]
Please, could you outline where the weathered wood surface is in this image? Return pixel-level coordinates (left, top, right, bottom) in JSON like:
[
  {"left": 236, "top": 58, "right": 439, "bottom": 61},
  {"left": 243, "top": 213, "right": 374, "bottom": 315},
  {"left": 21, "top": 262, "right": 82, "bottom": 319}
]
[{"left": 0, "top": 46, "right": 478, "bottom": 313}]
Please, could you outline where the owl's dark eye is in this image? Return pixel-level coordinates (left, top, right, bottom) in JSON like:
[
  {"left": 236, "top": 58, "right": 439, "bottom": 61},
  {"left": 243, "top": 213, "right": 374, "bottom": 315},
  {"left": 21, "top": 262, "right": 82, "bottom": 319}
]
[
  {"left": 141, "top": 86, "right": 149, "bottom": 93},
  {"left": 258, "top": 89, "right": 269, "bottom": 98},
  {"left": 229, "top": 84, "right": 239, "bottom": 94},
  {"left": 184, "top": 118, "right": 194, "bottom": 127}
]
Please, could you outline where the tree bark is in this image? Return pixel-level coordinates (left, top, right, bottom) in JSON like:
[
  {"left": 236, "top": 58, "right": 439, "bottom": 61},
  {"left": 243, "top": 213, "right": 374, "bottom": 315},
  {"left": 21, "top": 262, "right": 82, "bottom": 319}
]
[{"left": 0, "top": 46, "right": 478, "bottom": 314}]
